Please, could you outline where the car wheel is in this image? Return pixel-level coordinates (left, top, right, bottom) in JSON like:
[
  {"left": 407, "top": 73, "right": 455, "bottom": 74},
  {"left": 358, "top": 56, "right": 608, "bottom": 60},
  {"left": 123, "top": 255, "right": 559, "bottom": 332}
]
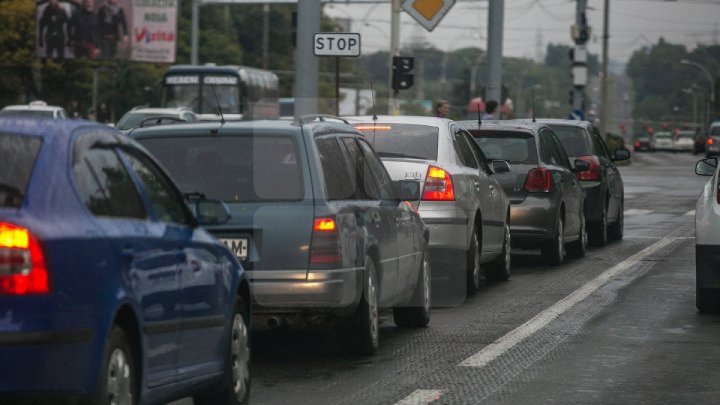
[
  {"left": 351, "top": 256, "right": 380, "bottom": 355},
  {"left": 486, "top": 222, "right": 511, "bottom": 281},
  {"left": 92, "top": 326, "right": 137, "bottom": 405},
  {"left": 567, "top": 212, "right": 588, "bottom": 258},
  {"left": 466, "top": 228, "right": 482, "bottom": 296},
  {"left": 194, "top": 296, "right": 251, "bottom": 405},
  {"left": 393, "top": 246, "right": 431, "bottom": 327},
  {"left": 541, "top": 215, "right": 565, "bottom": 266},
  {"left": 608, "top": 199, "right": 624, "bottom": 241},
  {"left": 589, "top": 203, "right": 608, "bottom": 247}
]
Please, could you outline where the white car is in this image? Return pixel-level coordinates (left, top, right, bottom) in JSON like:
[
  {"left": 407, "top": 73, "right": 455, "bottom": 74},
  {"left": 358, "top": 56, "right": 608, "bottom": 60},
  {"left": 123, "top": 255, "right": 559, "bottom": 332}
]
[
  {"left": 694, "top": 156, "right": 720, "bottom": 312},
  {"left": 115, "top": 107, "right": 198, "bottom": 131},
  {"left": 651, "top": 132, "right": 673, "bottom": 151},
  {"left": 673, "top": 131, "right": 694, "bottom": 152},
  {"left": 0, "top": 101, "right": 67, "bottom": 119}
]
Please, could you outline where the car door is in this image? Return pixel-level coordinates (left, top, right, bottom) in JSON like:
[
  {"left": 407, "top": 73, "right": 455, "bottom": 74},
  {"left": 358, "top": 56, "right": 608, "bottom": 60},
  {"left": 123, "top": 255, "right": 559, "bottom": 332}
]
[
  {"left": 341, "top": 136, "right": 400, "bottom": 304},
  {"left": 357, "top": 138, "right": 418, "bottom": 299},
  {"left": 120, "top": 147, "right": 230, "bottom": 380},
  {"left": 591, "top": 127, "right": 621, "bottom": 221},
  {"left": 546, "top": 129, "right": 583, "bottom": 236},
  {"left": 70, "top": 132, "right": 182, "bottom": 388}
]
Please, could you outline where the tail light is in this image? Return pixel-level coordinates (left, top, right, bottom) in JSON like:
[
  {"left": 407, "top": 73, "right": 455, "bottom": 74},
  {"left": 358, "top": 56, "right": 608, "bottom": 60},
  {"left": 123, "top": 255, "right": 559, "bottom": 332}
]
[
  {"left": 422, "top": 166, "right": 455, "bottom": 201},
  {"left": 575, "top": 155, "right": 600, "bottom": 181},
  {"left": 524, "top": 167, "right": 552, "bottom": 193},
  {"left": 708, "top": 138, "right": 714, "bottom": 145},
  {"left": 634, "top": 141, "right": 641, "bottom": 148},
  {"left": 309, "top": 217, "right": 341, "bottom": 269},
  {"left": 0, "top": 222, "right": 49, "bottom": 295}
]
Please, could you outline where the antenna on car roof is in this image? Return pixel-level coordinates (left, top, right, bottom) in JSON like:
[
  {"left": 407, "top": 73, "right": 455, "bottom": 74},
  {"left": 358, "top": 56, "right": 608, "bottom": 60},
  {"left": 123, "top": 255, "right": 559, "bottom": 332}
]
[
  {"left": 210, "top": 85, "right": 226, "bottom": 126},
  {"left": 477, "top": 103, "right": 482, "bottom": 128},
  {"left": 370, "top": 81, "right": 377, "bottom": 122},
  {"left": 531, "top": 86, "right": 536, "bottom": 123}
]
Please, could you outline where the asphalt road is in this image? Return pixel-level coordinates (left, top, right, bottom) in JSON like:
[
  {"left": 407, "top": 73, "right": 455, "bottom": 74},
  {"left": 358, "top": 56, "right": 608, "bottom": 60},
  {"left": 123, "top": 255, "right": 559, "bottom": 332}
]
[{"left": 180, "top": 151, "right": 715, "bottom": 404}]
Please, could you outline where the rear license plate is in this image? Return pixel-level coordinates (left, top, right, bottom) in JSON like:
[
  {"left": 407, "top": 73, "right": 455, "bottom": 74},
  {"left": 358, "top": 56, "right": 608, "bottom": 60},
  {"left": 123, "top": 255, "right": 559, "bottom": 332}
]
[{"left": 220, "top": 238, "right": 248, "bottom": 261}]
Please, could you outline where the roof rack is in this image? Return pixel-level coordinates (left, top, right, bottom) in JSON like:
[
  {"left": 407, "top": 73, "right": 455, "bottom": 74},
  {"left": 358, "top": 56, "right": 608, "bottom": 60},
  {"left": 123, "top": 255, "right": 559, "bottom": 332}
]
[{"left": 293, "top": 114, "right": 349, "bottom": 125}]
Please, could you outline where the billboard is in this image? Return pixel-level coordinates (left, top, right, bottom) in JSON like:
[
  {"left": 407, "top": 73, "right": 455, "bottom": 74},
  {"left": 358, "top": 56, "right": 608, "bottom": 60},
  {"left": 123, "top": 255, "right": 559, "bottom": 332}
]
[{"left": 35, "top": 0, "right": 177, "bottom": 63}]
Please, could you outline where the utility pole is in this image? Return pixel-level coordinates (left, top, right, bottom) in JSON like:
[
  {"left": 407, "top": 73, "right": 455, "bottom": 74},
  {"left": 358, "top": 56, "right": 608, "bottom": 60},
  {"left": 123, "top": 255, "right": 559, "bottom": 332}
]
[
  {"left": 191, "top": 0, "right": 199, "bottom": 64},
  {"left": 294, "top": 0, "right": 321, "bottom": 118},
  {"left": 485, "top": 0, "right": 504, "bottom": 103},
  {"left": 570, "top": 0, "right": 589, "bottom": 118},
  {"left": 599, "top": 0, "right": 610, "bottom": 137},
  {"left": 262, "top": 4, "right": 270, "bottom": 69},
  {"left": 388, "top": 0, "right": 400, "bottom": 114}
]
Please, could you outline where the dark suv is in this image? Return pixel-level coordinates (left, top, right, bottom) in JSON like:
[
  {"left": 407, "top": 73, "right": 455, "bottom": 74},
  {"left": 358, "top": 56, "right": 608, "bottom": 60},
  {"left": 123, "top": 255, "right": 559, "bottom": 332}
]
[
  {"left": 130, "top": 118, "right": 430, "bottom": 354},
  {"left": 532, "top": 119, "right": 630, "bottom": 246}
]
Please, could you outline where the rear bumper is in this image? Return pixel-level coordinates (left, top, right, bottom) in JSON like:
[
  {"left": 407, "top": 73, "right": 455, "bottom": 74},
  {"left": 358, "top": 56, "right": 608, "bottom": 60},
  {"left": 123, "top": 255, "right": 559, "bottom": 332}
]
[
  {"left": 509, "top": 195, "right": 557, "bottom": 247},
  {"left": 249, "top": 268, "right": 363, "bottom": 312}
]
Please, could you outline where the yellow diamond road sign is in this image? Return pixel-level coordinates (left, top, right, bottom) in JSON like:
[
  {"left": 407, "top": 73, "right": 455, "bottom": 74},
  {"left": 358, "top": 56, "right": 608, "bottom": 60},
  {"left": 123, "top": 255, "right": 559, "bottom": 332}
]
[{"left": 402, "top": 0, "right": 456, "bottom": 32}]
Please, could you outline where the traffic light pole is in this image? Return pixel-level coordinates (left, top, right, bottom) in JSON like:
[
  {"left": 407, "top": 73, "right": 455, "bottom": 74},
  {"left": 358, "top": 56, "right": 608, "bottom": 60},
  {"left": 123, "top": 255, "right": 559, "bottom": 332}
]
[
  {"left": 486, "top": 0, "right": 504, "bottom": 103},
  {"left": 599, "top": 0, "right": 610, "bottom": 137},
  {"left": 571, "top": 0, "right": 588, "bottom": 116},
  {"left": 294, "top": 0, "right": 321, "bottom": 118},
  {"left": 388, "top": 0, "right": 400, "bottom": 115}
]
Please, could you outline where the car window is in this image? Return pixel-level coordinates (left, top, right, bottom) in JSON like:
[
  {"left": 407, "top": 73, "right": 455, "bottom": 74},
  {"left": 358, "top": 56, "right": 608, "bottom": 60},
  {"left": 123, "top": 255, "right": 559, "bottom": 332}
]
[
  {"left": 712, "top": 127, "right": 720, "bottom": 136},
  {"left": 357, "top": 138, "right": 394, "bottom": 200},
  {"left": 471, "top": 130, "right": 538, "bottom": 165},
  {"left": 590, "top": 127, "right": 611, "bottom": 159},
  {"left": 73, "top": 146, "right": 147, "bottom": 219},
  {"left": 138, "top": 134, "right": 304, "bottom": 203},
  {"left": 547, "top": 131, "right": 572, "bottom": 170},
  {"left": 549, "top": 125, "right": 592, "bottom": 157},
  {"left": 452, "top": 129, "right": 478, "bottom": 169},
  {"left": 122, "top": 149, "right": 194, "bottom": 226},
  {"left": 0, "top": 133, "right": 42, "bottom": 208},
  {"left": 315, "top": 136, "right": 355, "bottom": 200},
  {"left": 460, "top": 131, "right": 491, "bottom": 172},
  {"left": 341, "top": 137, "right": 380, "bottom": 200},
  {"left": 354, "top": 123, "right": 439, "bottom": 161},
  {"left": 539, "top": 133, "right": 556, "bottom": 165}
]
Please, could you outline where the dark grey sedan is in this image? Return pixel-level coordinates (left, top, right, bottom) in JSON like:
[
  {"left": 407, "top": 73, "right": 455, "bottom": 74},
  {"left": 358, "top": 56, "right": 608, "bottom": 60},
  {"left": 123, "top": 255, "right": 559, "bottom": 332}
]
[{"left": 460, "top": 121, "right": 590, "bottom": 265}]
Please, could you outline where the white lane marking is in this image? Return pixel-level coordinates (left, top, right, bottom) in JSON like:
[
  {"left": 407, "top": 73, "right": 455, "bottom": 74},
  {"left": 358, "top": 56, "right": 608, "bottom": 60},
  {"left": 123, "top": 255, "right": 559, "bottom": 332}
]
[
  {"left": 624, "top": 209, "right": 653, "bottom": 216},
  {"left": 624, "top": 235, "right": 694, "bottom": 240},
  {"left": 394, "top": 389, "right": 444, "bottom": 405},
  {"left": 459, "top": 237, "right": 673, "bottom": 368},
  {"left": 684, "top": 210, "right": 696, "bottom": 216}
]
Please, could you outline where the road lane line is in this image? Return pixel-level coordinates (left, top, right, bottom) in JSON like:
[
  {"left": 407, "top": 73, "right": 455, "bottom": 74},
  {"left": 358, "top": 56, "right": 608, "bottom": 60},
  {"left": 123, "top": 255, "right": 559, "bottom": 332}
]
[
  {"left": 684, "top": 209, "right": 696, "bottom": 216},
  {"left": 624, "top": 235, "right": 694, "bottom": 240},
  {"left": 394, "top": 389, "right": 444, "bottom": 405},
  {"left": 624, "top": 209, "right": 653, "bottom": 216},
  {"left": 459, "top": 237, "right": 673, "bottom": 368}
]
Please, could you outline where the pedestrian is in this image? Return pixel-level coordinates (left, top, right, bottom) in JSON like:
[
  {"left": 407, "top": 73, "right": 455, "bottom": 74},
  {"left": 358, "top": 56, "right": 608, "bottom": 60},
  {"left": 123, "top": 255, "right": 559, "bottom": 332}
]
[
  {"left": 39, "top": 0, "right": 69, "bottom": 59},
  {"left": 67, "top": 99, "right": 80, "bottom": 119},
  {"left": 97, "top": 102, "right": 111, "bottom": 123},
  {"left": 481, "top": 100, "right": 498, "bottom": 120},
  {"left": 97, "top": 0, "right": 128, "bottom": 60},
  {"left": 69, "top": 0, "right": 98, "bottom": 59},
  {"left": 435, "top": 99, "right": 450, "bottom": 118}
]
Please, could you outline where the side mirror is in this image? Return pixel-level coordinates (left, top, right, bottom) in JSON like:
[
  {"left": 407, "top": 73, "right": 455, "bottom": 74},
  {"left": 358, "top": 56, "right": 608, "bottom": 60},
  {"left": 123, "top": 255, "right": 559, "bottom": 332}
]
[
  {"left": 573, "top": 159, "right": 591, "bottom": 173},
  {"left": 192, "top": 199, "right": 231, "bottom": 225},
  {"left": 612, "top": 148, "right": 631, "bottom": 161},
  {"left": 490, "top": 160, "right": 511, "bottom": 174},
  {"left": 696, "top": 158, "right": 717, "bottom": 176},
  {"left": 392, "top": 180, "right": 421, "bottom": 201}
]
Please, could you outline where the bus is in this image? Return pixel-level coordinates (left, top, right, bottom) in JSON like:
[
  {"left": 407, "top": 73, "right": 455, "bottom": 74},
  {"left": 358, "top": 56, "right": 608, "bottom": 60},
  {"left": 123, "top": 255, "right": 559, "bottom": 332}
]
[{"left": 161, "top": 64, "right": 279, "bottom": 121}]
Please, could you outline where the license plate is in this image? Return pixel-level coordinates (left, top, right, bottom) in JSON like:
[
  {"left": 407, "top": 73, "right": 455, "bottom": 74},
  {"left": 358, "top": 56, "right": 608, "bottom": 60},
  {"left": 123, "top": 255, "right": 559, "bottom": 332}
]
[{"left": 220, "top": 238, "right": 248, "bottom": 261}]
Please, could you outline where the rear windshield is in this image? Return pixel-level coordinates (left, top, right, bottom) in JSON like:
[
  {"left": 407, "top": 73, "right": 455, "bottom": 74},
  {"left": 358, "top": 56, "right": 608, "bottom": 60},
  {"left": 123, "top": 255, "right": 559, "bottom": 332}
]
[
  {"left": 116, "top": 113, "right": 166, "bottom": 130},
  {"left": 679, "top": 133, "right": 694, "bottom": 139},
  {"left": 0, "top": 110, "right": 54, "bottom": 119},
  {"left": 711, "top": 127, "right": 720, "bottom": 136},
  {"left": 0, "top": 134, "right": 42, "bottom": 208},
  {"left": 547, "top": 126, "right": 591, "bottom": 157},
  {"left": 655, "top": 133, "right": 671, "bottom": 139},
  {"left": 137, "top": 135, "right": 304, "bottom": 203},
  {"left": 354, "top": 124, "right": 438, "bottom": 161},
  {"left": 470, "top": 130, "right": 538, "bottom": 164}
]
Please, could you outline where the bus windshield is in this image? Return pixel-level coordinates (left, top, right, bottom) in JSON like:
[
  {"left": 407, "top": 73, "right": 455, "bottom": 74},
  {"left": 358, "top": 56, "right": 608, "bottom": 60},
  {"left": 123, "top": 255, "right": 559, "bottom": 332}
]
[{"left": 163, "top": 74, "right": 241, "bottom": 114}]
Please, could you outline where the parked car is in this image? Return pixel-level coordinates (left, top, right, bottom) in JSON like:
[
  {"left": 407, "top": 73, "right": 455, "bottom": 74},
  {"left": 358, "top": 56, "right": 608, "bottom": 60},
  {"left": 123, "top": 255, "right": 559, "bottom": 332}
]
[
  {"left": 532, "top": 119, "right": 630, "bottom": 246},
  {"left": 694, "top": 156, "right": 720, "bottom": 312},
  {"left": 694, "top": 132, "right": 707, "bottom": 155},
  {"left": 651, "top": 131, "right": 673, "bottom": 151},
  {"left": 706, "top": 121, "right": 720, "bottom": 157},
  {"left": 673, "top": 130, "right": 695, "bottom": 153},
  {"left": 0, "top": 101, "right": 67, "bottom": 120},
  {"left": 0, "top": 118, "right": 251, "bottom": 404},
  {"left": 347, "top": 116, "right": 512, "bottom": 297},
  {"left": 633, "top": 135, "right": 652, "bottom": 152},
  {"left": 130, "top": 117, "right": 431, "bottom": 355},
  {"left": 115, "top": 107, "right": 199, "bottom": 131},
  {"left": 462, "top": 120, "right": 589, "bottom": 265}
]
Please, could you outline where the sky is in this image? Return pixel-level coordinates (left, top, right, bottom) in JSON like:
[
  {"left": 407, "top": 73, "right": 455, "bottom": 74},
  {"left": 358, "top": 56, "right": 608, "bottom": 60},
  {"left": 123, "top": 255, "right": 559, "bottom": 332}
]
[{"left": 323, "top": 0, "right": 720, "bottom": 65}]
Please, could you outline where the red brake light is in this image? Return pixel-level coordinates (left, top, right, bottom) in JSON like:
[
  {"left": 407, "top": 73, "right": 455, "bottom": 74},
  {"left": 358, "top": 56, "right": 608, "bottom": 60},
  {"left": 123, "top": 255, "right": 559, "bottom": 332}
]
[
  {"left": 313, "top": 218, "right": 336, "bottom": 232},
  {"left": 708, "top": 138, "right": 714, "bottom": 145},
  {"left": 0, "top": 222, "right": 49, "bottom": 295},
  {"left": 422, "top": 165, "right": 455, "bottom": 201},
  {"left": 309, "top": 217, "right": 341, "bottom": 268},
  {"left": 634, "top": 141, "right": 641, "bottom": 147},
  {"left": 575, "top": 155, "right": 600, "bottom": 181},
  {"left": 354, "top": 125, "right": 392, "bottom": 131},
  {"left": 524, "top": 167, "right": 552, "bottom": 193}
]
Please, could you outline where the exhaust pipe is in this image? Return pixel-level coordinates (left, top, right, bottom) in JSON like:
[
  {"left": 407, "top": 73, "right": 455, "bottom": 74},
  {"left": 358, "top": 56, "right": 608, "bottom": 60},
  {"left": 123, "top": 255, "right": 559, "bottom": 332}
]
[{"left": 266, "top": 316, "right": 281, "bottom": 329}]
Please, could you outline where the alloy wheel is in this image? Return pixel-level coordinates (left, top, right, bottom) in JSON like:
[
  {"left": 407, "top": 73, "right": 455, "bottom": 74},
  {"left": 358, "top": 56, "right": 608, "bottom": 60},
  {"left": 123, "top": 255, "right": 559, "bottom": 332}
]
[
  {"left": 106, "top": 348, "right": 133, "bottom": 405},
  {"left": 231, "top": 313, "right": 250, "bottom": 402}
]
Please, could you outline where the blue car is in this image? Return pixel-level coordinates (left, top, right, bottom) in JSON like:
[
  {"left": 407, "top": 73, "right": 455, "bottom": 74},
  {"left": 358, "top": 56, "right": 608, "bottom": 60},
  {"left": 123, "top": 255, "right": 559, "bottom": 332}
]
[{"left": 0, "top": 118, "right": 251, "bottom": 404}]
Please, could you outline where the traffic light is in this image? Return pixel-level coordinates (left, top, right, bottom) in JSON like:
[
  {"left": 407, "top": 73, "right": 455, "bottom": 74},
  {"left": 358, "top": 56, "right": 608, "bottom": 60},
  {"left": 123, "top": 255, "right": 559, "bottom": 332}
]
[{"left": 392, "top": 56, "right": 414, "bottom": 92}]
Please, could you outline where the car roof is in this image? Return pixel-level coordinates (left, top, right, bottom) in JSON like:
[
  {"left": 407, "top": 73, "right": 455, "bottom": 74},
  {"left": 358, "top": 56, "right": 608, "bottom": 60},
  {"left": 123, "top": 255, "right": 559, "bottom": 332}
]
[
  {"left": 455, "top": 119, "right": 544, "bottom": 134},
  {"left": 1, "top": 105, "right": 64, "bottom": 112},
  {"left": 515, "top": 118, "right": 591, "bottom": 129},
  {"left": 128, "top": 119, "right": 353, "bottom": 139},
  {"left": 0, "top": 117, "right": 110, "bottom": 139},
  {"left": 345, "top": 115, "right": 452, "bottom": 128},
  {"left": 127, "top": 108, "right": 193, "bottom": 115}
]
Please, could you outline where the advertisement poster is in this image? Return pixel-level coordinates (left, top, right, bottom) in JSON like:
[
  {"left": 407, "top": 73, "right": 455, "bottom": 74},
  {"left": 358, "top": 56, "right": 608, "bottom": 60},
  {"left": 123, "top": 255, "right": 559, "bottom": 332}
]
[{"left": 35, "top": 0, "right": 177, "bottom": 63}]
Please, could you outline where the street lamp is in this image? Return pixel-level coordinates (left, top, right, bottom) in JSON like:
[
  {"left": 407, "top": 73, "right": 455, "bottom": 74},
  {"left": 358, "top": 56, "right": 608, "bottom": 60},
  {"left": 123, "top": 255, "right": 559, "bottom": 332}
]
[{"left": 680, "top": 59, "right": 715, "bottom": 105}]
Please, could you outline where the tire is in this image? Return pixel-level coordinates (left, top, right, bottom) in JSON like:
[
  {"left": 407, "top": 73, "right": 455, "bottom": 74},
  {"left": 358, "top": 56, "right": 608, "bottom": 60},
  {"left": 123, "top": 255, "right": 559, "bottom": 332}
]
[
  {"left": 466, "top": 228, "right": 482, "bottom": 296},
  {"left": 541, "top": 215, "right": 565, "bottom": 266},
  {"left": 393, "top": 246, "right": 431, "bottom": 327},
  {"left": 485, "top": 222, "right": 511, "bottom": 281},
  {"left": 589, "top": 203, "right": 608, "bottom": 247},
  {"left": 697, "top": 288, "right": 720, "bottom": 313},
  {"left": 567, "top": 212, "right": 588, "bottom": 259},
  {"left": 194, "top": 297, "right": 251, "bottom": 405},
  {"left": 92, "top": 326, "right": 137, "bottom": 405},
  {"left": 351, "top": 257, "right": 380, "bottom": 355},
  {"left": 608, "top": 199, "right": 624, "bottom": 241}
]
